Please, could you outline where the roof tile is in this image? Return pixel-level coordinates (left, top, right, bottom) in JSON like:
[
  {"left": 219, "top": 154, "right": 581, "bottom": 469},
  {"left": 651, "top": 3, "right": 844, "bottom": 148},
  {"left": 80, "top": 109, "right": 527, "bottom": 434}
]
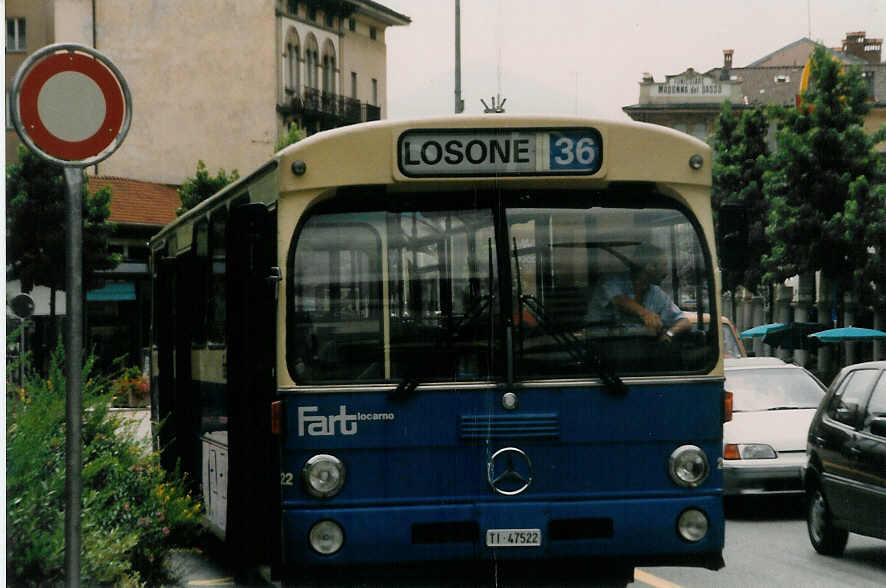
[{"left": 87, "top": 176, "right": 180, "bottom": 227}]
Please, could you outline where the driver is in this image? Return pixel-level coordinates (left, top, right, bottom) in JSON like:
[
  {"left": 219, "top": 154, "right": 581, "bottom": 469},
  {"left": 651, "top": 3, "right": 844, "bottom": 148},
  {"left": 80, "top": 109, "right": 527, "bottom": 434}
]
[{"left": 588, "top": 243, "right": 690, "bottom": 342}]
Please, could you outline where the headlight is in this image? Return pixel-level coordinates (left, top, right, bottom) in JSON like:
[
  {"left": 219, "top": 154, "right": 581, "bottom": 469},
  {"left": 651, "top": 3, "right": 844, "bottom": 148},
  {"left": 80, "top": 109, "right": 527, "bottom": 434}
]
[
  {"left": 303, "top": 454, "right": 346, "bottom": 498},
  {"left": 309, "top": 520, "right": 344, "bottom": 555},
  {"left": 677, "top": 509, "right": 709, "bottom": 542},
  {"left": 724, "top": 443, "right": 777, "bottom": 460},
  {"left": 668, "top": 445, "right": 710, "bottom": 488}
]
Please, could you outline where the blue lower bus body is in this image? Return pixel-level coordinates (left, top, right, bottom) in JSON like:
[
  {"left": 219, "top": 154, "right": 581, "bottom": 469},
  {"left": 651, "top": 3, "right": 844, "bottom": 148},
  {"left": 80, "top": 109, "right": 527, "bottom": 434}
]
[
  {"left": 278, "top": 381, "right": 725, "bottom": 572},
  {"left": 283, "top": 496, "right": 723, "bottom": 567}
]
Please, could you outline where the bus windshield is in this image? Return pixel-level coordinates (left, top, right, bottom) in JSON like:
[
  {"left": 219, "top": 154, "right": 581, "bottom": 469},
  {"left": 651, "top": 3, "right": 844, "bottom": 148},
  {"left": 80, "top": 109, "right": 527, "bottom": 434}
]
[{"left": 287, "top": 188, "right": 715, "bottom": 384}]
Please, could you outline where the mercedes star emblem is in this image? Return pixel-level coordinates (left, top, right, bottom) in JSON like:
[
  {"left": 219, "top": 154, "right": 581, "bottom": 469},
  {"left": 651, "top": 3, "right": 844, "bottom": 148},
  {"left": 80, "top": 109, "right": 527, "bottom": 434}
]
[{"left": 487, "top": 447, "right": 533, "bottom": 496}]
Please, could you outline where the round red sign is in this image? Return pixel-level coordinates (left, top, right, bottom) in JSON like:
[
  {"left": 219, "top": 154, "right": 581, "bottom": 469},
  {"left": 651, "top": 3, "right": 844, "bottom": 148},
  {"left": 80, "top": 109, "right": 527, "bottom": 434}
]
[{"left": 16, "top": 49, "right": 126, "bottom": 162}]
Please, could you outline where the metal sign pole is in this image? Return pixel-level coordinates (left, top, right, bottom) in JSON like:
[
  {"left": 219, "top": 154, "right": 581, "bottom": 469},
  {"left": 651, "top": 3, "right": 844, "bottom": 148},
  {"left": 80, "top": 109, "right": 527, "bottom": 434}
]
[
  {"left": 10, "top": 44, "right": 132, "bottom": 587},
  {"left": 63, "top": 166, "right": 84, "bottom": 588}
]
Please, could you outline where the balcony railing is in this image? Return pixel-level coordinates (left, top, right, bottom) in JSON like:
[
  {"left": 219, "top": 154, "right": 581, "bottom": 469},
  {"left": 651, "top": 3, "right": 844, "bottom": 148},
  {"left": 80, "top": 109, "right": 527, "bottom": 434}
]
[
  {"left": 364, "top": 103, "right": 381, "bottom": 122},
  {"left": 279, "top": 87, "right": 380, "bottom": 127}
]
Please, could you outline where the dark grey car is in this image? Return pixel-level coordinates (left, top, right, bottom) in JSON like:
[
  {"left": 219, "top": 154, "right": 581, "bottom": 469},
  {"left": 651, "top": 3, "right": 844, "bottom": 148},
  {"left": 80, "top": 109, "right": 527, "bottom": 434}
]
[{"left": 804, "top": 361, "right": 886, "bottom": 555}]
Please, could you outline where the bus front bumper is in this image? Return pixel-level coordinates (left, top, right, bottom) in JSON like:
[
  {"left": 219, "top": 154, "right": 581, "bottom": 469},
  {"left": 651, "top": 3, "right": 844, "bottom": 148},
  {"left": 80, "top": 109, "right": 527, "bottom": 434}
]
[{"left": 281, "top": 495, "right": 724, "bottom": 570}]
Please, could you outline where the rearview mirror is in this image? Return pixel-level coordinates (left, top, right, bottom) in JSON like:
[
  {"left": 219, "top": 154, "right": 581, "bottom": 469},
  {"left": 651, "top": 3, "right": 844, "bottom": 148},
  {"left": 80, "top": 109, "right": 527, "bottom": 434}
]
[
  {"left": 870, "top": 417, "right": 886, "bottom": 437},
  {"left": 834, "top": 402, "right": 860, "bottom": 426}
]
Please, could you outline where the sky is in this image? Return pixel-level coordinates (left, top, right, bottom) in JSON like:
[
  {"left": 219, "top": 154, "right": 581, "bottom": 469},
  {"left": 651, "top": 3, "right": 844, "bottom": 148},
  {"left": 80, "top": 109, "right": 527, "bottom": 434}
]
[{"left": 382, "top": 0, "right": 885, "bottom": 121}]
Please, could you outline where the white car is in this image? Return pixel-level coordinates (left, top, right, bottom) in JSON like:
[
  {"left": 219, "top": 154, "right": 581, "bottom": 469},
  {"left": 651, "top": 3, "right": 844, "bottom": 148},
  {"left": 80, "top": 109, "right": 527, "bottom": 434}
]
[{"left": 722, "top": 357, "right": 826, "bottom": 496}]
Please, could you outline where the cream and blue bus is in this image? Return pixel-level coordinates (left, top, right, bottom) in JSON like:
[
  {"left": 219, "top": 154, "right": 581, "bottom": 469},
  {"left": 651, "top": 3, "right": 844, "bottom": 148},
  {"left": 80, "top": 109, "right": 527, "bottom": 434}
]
[{"left": 150, "top": 115, "right": 729, "bottom": 584}]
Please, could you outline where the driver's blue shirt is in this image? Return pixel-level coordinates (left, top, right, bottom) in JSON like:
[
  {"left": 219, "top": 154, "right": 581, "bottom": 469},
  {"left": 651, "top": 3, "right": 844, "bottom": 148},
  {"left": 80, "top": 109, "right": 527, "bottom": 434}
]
[{"left": 587, "top": 272, "right": 686, "bottom": 329}]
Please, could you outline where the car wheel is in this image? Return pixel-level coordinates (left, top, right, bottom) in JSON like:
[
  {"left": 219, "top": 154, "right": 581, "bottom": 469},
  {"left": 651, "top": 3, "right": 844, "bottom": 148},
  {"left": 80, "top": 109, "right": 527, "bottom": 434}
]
[{"left": 807, "top": 486, "right": 848, "bottom": 556}]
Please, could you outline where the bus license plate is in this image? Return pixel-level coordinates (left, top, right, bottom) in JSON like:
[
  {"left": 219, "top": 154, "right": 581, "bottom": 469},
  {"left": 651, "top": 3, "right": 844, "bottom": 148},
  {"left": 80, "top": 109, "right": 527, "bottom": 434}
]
[{"left": 485, "top": 529, "right": 542, "bottom": 547}]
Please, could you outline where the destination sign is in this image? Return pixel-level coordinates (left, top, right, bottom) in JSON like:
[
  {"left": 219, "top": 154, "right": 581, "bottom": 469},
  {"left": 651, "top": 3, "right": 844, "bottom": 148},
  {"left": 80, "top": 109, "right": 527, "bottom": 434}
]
[{"left": 398, "top": 128, "right": 602, "bottom": 177}]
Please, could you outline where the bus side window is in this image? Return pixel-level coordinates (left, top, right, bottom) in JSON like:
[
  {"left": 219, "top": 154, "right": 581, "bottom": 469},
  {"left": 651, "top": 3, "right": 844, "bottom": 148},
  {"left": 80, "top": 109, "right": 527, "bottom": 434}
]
[
  {"left": 192, "top": 219, "right": 209, "bottom": 346},
  {"left": 208, "top": 208, "right": 228, "bottom": 346}
]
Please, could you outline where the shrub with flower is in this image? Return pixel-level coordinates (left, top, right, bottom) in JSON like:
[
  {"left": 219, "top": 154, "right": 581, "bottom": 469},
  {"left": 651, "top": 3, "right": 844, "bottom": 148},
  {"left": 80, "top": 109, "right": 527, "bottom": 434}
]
[
  {"left": 111, "top": 365, "right": 150, "bottom": 407},
  {"left": 7, "top": 343, "right": 203, "bottom": 586}
]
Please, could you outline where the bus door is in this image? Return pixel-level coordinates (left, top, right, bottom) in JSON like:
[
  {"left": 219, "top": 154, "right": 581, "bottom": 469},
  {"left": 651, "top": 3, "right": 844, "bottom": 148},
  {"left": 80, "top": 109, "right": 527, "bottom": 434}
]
[
  {"left": 154, "top": 251, "right": 201, "bottom": 485},
  {"left": 224, "top": 202, "right": 280, "bottom": 568}
]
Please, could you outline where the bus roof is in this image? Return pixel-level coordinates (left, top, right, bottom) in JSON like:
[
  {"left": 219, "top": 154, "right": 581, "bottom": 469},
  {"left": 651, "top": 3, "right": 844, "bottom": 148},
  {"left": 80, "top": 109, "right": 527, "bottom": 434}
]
[
  {"left": 277, "top": 115, "right": 711, "bottom": 193},
  {"left": 151, "top": 115, "right": 712, "bottom": 251}
]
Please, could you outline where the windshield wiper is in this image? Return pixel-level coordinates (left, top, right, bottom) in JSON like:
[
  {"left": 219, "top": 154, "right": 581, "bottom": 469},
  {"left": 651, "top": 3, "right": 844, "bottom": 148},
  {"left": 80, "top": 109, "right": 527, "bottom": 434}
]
[
  {"left": 389, "top": 375, "right": 421, "bottom": 401},
  {"left": 519, "top": 294, "right": 627, "bottom": 395},
  {"left": 765, "top": 405, "right": 814, "bottom": 411}
]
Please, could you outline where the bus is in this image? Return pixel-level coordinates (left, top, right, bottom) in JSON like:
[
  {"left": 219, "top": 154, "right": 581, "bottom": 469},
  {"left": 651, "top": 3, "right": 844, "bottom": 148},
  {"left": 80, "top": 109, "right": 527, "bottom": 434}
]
[{"left": 150, "top": 115, "right": 729, "bottom": 584}]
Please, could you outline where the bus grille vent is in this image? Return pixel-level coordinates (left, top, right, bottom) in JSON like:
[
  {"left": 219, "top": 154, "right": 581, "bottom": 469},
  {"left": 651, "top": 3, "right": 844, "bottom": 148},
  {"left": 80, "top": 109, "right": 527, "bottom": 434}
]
[{"left": 459, "top": 413, "right": 560, "bottom": 440}]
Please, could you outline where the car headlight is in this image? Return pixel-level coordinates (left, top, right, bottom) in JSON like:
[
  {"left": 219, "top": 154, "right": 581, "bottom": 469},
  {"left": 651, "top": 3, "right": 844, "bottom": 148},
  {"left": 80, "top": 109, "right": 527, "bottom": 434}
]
[
  {"left": 668, "top": 445, "right": 710, "bottom": 488},
  {"left": 303, "top": 454, "right": 346, "bottom": 498},
  {"left": 724, "top": 443, "right": 777, "bottom": 460}
]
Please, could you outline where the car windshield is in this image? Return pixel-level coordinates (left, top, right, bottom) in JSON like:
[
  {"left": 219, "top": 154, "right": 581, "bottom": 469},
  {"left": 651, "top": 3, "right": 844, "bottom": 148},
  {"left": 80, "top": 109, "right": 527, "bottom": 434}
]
[
  {"left": 726, "top": 367, "right": 825, "bottom": 411},
  {"left": 721, "top": 323, "right": 744, "bottom": 358}
]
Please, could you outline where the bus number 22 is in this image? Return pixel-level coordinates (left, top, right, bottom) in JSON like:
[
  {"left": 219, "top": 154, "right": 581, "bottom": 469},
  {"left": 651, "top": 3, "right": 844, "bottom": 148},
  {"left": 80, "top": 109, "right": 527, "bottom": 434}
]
[{"left": 281, "top": 472, "right": 295, "bottom": 486}]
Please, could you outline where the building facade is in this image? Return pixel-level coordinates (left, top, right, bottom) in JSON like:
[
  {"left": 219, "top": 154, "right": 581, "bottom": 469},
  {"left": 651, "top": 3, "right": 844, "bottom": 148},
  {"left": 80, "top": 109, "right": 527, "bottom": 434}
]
[
  {"left": 6, "top": 0, "right": 409, "bottom": 370},
  {"left": 6, "top": 0, "right": 410, "bottom": 183},
  {"left": 624, "top": 32, "right": 886, "bottom": 146}
]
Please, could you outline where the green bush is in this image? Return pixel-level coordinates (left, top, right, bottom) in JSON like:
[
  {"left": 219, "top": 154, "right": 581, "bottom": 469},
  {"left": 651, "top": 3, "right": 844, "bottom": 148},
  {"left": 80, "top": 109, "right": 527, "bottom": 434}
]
[{"left": 7, "top": 344, "right": 204, "bottom": 586}]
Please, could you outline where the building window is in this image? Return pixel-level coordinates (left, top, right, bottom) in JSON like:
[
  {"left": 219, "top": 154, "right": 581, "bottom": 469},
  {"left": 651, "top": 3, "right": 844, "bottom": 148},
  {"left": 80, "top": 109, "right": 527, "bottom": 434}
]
[
  {"left": 351, "top": 72, "right": 357, "bottom": 99},
  {"left": 309, "top": 7, "right": 317, "bottom": 21},
  {"left": 372, "top": 78, "right": 378, "bottom": 105},
  {"left": 286, "top": 43, "right": 299, "bottom": 91},
  {"left": 305, "top": 45, "right": 319, "bottom": 89},
  {"left": 691, "top": 122, "right": 706, "bottom": 141},
  {"left": 287, "top": 0, "right": 298, "bottom": 15},
  {"left": 322, "top": 54, "right": 336, "bottom": 94},
  {"left": 7, "top": 17, "right": 26, "bottom": 52},
  {"left": 129, "top": 245, "right": 150, "bottom": 262},
  {"left": 862, "top": 71, "right": 875, "bottom": 100},
  {"left": 325, "top": 12, "right": 334, "bottom": 28},
  {"left": 349, "top": 18, "right": 356, "bottom": 32},
  {"left": 370, "top": 26, "right": 377, "bottom": 41}
]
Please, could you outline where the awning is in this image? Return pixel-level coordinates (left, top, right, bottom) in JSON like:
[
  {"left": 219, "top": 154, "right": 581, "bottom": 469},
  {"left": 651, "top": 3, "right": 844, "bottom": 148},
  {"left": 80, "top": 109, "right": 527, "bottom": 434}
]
[{"left": 87, "top": 282, "right": 136, "bottom": 302}]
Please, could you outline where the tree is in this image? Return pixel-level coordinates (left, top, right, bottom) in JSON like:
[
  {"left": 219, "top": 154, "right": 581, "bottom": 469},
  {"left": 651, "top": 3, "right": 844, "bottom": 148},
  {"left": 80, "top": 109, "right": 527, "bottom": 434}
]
[
  {"left": 6, "top": 145, "right": 120, "bottom": 319},
  {"left": 710, "top": 102, "right": 771, "bottom": 294},
  {"left": 176, "top": 160, "right": 239, "bottom": 216},
  {"left": 276, "top": 121, "right": 306, "bottom": 152},
  {"left": 762, "top": 45, "right": 886, "bottom": 305}
]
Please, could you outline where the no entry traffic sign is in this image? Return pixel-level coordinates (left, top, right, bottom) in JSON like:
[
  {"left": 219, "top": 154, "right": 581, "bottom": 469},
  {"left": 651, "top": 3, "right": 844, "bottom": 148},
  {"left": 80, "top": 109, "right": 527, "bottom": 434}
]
[
  {"left": 9, "top": 44, "right": 132, "bottom": 587},
  {"left": 10, "top": 43, "right": 131, "bottom": 166}
]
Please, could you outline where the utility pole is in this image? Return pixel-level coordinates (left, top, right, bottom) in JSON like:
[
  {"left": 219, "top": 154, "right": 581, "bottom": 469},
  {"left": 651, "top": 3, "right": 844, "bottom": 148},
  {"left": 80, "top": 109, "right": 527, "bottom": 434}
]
[{"left": 454, "top": 0, "right": 464, "bottom": 113}]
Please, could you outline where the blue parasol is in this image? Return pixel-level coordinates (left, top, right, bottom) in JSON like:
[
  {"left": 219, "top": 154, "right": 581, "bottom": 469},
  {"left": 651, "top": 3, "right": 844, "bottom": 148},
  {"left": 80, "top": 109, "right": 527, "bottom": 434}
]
[
  {"left": 739, "top": 323, "right": 787, "bottom": 339},
  {"left": 808, "top": 327, "right": 886, "bottom": 343}
]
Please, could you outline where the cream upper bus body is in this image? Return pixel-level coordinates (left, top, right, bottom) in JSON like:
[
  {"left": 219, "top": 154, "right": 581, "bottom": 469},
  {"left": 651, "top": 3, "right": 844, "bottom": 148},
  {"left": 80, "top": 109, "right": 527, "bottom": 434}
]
[
  {"left": 149, "top": 115, "right": 719, "bottom": 388},
  {"left": 272, "top": 115, "right": 717, "bottom": 388}
]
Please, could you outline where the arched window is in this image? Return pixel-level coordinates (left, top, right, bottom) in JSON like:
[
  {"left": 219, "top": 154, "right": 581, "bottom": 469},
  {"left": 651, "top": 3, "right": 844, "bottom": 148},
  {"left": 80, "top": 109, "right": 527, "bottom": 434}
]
[
  {"left": 285, "top": 30, "right": 300, "bottom": 92},
  {"left": 322, "top": 39, "right": 336, "bottom": 95},
  {"left": 305, "top": 35, "right": 320, "bottom": 89}
]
